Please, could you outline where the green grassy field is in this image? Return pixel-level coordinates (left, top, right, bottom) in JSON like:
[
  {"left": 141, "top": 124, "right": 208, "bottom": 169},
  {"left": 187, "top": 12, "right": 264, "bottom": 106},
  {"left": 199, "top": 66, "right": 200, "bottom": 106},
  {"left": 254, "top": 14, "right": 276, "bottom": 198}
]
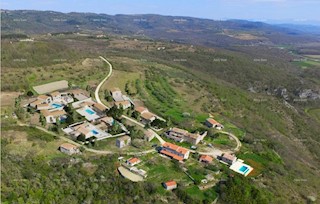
[
  {"left": 292, "top": 59, "right": 320, "bottom": 69},
  {"left": 305, "top": 108, "right": 320, "bottom": 122}
]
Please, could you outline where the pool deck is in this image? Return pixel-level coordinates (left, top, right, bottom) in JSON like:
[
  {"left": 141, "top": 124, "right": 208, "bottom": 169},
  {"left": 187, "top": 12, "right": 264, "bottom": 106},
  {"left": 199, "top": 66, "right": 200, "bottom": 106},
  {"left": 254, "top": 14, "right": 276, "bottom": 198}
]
[
  {"left": 229, "top": 160, "right": 253, "bottom": 177},
  {"left": 76, "top": 107, "right": 100, "bottom": 121}
]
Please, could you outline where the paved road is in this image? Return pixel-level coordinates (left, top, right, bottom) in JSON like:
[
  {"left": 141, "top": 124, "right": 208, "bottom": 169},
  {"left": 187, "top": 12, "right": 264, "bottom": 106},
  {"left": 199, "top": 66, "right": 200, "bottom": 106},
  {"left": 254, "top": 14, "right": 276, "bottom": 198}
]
[
  {"left": 122, "top": 115, "right": 165, "bottom": 144},
  {"left": 197, "top": 131, "right": 241, "bottom": 157},
  {"left": 94, "top": 56, "right": 165, "bottom": 145},
  {"left": 17, "top": 122, "right": 157, "bottom": 155},
  {"left": 94, "top": 56, "right": 113, "bottom": 106},
  {"left": 94, "top": 56, "right": 242, "bottom": 154}
]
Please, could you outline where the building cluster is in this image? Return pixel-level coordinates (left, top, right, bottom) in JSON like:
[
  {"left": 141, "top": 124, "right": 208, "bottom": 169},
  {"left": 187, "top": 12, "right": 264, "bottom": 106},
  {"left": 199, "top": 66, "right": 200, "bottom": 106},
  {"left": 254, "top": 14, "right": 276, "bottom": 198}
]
[
  {"left": 134, "top": 106, "right": 157, "bottom": 124},
  {"left": 219, "top": 153, "right": 253, "bottom": 176},
  {"left": 160, "top": 142, "right": 190, "bottom": 161},
  {"left": 60, "top": 95, "right": 123, "bottom": 141},
  {"left": 59, "top": 143, "right": 80, "bottom": 155},
  {"left": 122, "top": 157, "right": 147, "bottom": 178},
  {"left": 29, "top": 90, "right": 75, "bottom": 123},
  {"left": 72, "top": 97, "right": 107, "bottom": 121},
  {"left": 205, "top": 118, "right": 224, "bottom": 130},
  {"left": 110, "top": 87, "right": 133, "bottom": 109},
  {"left": 26, "top": 82, "right": 129, "bottom": 144},
  {"left": 165, "top": 127, "right": 207, "bottom": 145}
]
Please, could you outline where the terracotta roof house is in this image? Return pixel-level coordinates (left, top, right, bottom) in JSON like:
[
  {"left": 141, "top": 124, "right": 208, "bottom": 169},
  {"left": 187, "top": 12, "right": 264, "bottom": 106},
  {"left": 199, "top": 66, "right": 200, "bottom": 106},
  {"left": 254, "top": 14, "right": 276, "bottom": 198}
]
[
  {"left": 41, "top": 109, "right": 67, "bottom": 124},
  {"left": 160, "top": 142, "right": 190, "bottom": 161},
  {"left": 36, "top": 103, "right": 51, "bottom": 110},
  {"left": 37, "top": 94, "right": 52, "bottom": 102},
  {"left": 126, "top": 157, "right": 141, "bottom": 166},
  {"left": 50, "top": 91, "right": 61, "bottom": 101},
  {"left": 93, "top": 103, "right": 107, "bottom": 113},
  {"left": 163, "top": 180, "right": 177, "bottom": 190},
  {"left": 199, "top": 155, "right": 213, "bottom": 163},
  {"left": 205, "top": 118, "right": 224, "bottom": 129},
  {"left": 59, "top": 143, "right": 79, "bottom": 155},
  {"left": 30, "top": 99, "right": 44, "bottom": 108},
  {"left": 134, "top": 106, "right": 149, "bottom": 114},
  {"left": 141, "top": 112, "right": 156, "bottom": 123},
  {"left": 99, "top": 116, "right": 114, "bottom": 126}
]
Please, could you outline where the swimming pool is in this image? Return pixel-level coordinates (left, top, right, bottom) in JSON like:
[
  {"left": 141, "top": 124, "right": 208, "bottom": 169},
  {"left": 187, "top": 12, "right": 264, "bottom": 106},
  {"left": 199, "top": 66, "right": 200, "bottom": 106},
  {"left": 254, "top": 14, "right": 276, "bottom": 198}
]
[
  {"left": 85, "top": 108, "right": 96, "bottom": 115},
  {"left": 239, "top": 166, "right": 249, "bottom": 173},
  {"left": 52, "top": 103, "right": 63, "bottom": 108},
  {"left": 91, "top": 130, "right": 99, "bottom": 135}
]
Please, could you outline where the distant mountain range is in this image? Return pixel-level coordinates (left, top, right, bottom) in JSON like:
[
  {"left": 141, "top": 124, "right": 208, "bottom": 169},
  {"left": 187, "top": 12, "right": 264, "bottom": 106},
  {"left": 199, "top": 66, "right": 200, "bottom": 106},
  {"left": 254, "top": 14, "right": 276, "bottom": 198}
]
[{"left": 1, "top": 10, "right": 320, "bottom": 47}]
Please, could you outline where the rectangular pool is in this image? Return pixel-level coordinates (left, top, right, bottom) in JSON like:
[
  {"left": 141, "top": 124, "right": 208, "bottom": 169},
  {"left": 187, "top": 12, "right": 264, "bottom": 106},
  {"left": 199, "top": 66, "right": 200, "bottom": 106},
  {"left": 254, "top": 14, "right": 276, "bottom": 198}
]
[
  {"left": 52, "top": 103, "right": 63, "bottom": 108},
  {"left": 239, "top": 166, "right": 249, "bottom": 173},
  {"left": 91, "top": 130, "right": 99, "bottom": 135},
  {"left": 85, "top": 108, "right": 96, "bottom": 115}
]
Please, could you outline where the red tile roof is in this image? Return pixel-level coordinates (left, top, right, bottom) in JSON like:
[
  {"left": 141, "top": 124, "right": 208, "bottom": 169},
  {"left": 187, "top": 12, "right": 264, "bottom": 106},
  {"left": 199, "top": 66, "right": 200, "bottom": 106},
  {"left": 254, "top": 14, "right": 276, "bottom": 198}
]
[
  {"left": 160, "top": 149, "right": 184, "bottom": 161},
  {"left": 128, "top": 157, "right": 141, "bottom": 164},
  {"left": 165, "top": 180, "right": 177, "bottom": 187},
  {"left": 200, "top": 155, "right": 213, "bottom": 162},
  {"left": 206, "top": 118, "right": 221, "bottom": 125},
  {"left": 141, "top": 112, "right": 155, "bottom": 120},
  {"left": 162, "top": 142, "right": 189, "bottom": 155},
  {"left": 134, "top": 106, "right": 148, "bottom": 113}
]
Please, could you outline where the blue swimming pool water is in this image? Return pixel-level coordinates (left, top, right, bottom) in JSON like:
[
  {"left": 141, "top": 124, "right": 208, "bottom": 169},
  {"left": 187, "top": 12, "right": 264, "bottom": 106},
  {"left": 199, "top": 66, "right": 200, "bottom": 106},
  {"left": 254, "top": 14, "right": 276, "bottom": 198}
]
[
  {"left": 85, "top": 108, "right": 95, "bottom": 115},
  {"left": 52, "top": 103, "right": 63, "bottom": 108},
  {"left": 239, "top": 166, "right": 249, "bottom": 173},
  {"left": 91, "top": 130, "right": 99, "bottom": 135}
]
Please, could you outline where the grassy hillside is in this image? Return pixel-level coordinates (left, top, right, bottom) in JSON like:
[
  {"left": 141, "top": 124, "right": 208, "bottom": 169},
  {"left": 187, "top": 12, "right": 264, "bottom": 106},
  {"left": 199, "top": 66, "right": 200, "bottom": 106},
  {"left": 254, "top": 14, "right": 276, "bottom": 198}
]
[
  {"left": 1, "top": 33, "right": 319, "bottom": 203},
  {"left": 2, "top": 10, "right": 319, "bottom": 47}
]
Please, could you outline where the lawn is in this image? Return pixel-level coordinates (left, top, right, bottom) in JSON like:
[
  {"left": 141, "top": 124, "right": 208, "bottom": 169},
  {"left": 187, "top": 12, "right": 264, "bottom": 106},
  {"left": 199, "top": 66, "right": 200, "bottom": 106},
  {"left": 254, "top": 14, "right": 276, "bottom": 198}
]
[
  {"left": 139, "top": 154, "right": 192, "bottom": 194},
  {"left": 1, "top": 126, "right": 69, "bottom": 161},
  {"left": 91, "top": 136, "right": 154, "bottom": 153},
  {"left": 204, "top": 133, "right": 237, "bottom": 150},
  {"left": 101, "top": 69, "right": 141, "bottom": 95},
  {"left": 305, "top": 108, "right": 320, "bottom": 122},
  {"left": 2, "top": 57, "right": 108, "bottom": 92},
  {"left": 292, "top": 60, "right": 320, "bottom": 69}
]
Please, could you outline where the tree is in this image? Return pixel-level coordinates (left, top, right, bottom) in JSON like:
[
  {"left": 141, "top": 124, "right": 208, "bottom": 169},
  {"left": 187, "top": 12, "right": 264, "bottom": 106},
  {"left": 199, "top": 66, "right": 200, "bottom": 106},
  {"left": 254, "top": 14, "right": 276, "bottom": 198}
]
[
  {"left": 15, "top": 107, "right": 26, "bottom": 120},
  {"left": 39, "top": 114, "right": 46, "bottom": 126},
  {"left": 132, "top": 111, "right": 140, "bottom": 120},
  {"left": 208, "top": 129, "right": 219, "bottom": 138},
  {"left": 77, "top": 134, "right": 86, "bottom": 142},
  {"left": 166, "top": 117, "right": 172, "bottom": 127},
  {"left": 26, "top": 90, "right": 34, "bottom": 97},
  {"left": 144, "top": 123, "right": 150, "bottom": 129},
  {"left": 14, "top": 97, "right": 21, "bottom": 108},
  {"left": 107, "top": 105, "right": 123, "bottom": 120},
  {"left": 56, "top": 118, "right": 61, "bottom": 127},
  {"left": 151, "top": 119, "right": 167, "bottom": 128},
  {"left": 104, "top": 90, "right": 113, "bottom": 102}
]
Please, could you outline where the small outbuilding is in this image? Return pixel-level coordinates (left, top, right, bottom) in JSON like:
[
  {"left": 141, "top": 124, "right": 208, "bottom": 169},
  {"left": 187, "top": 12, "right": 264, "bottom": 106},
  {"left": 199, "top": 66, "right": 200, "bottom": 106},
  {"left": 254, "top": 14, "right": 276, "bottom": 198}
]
[
  {"left": 163, "top": 180, "right": 177, "bottom": 190},
  {"left": 199, "top": 155, "right": 213, "bottom": 163}
]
